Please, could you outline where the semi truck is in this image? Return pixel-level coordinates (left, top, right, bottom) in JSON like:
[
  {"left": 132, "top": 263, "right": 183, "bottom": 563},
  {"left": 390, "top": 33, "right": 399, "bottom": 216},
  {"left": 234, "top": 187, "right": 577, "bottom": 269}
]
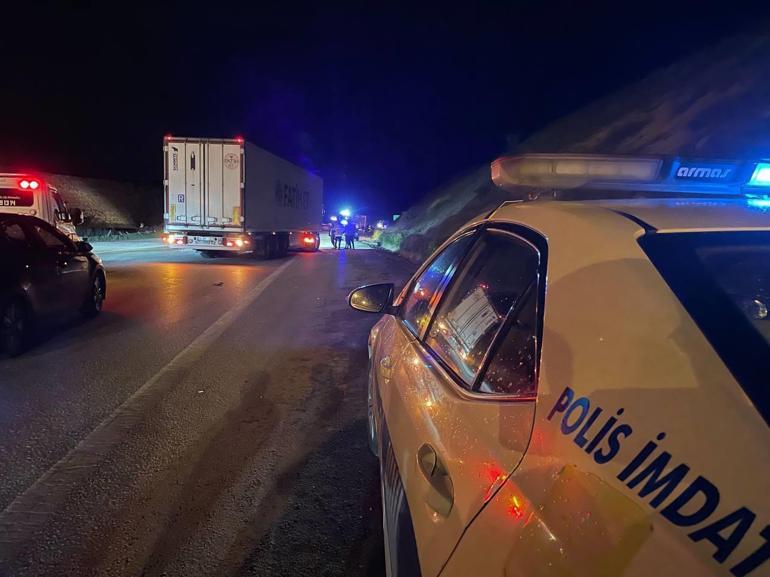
[
  {"left": 162, "top": 136, "right": 323, "bottom": 257},
  {"left": 0, "top": 174, "right": 83, "bottom": 239}
]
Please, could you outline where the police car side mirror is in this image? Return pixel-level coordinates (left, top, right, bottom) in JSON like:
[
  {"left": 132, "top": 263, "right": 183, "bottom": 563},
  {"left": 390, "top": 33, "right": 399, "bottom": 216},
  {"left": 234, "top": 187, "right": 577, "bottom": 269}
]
[{"left": 348, "top": 283, "right": 394, "bottom": 314}]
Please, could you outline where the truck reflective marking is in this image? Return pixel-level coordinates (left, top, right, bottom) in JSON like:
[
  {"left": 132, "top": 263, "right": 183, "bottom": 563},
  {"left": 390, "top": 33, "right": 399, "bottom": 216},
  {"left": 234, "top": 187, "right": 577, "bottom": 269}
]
[{"left": 547, "top": 387, "right": 769, "bottom": 575}]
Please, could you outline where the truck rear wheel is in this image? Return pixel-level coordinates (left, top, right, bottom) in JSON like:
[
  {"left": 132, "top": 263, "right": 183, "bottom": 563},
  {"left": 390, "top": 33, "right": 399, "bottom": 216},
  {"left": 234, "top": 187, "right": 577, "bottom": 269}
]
[
  {"left": 265, "top": 236, "right": 277, "bottom": 259},
  {"left": 278, "top": 233, "right": 289, "bottom": 257}
]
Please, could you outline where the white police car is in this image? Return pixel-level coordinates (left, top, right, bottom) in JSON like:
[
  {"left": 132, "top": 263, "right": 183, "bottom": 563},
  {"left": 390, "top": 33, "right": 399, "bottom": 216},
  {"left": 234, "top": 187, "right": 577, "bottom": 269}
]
[{"left": 349, "top": 154, "right": 770, "bottom": 577}]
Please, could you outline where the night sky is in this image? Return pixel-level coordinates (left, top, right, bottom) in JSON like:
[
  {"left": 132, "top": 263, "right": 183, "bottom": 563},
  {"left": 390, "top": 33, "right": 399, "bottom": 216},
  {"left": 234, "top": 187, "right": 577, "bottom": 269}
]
[{"left": 2, "top": 1, "right": 769, "bottom": 215}]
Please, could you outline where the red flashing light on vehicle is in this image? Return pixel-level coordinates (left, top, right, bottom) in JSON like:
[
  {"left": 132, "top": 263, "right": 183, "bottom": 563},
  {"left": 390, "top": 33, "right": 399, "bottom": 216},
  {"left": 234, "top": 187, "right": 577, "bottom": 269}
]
[
  {"left": 234, "top": 135, "right": 244, "bottom": 144},
  {"left": 19, "top": 179, "right": 40, "bottom": 190}
]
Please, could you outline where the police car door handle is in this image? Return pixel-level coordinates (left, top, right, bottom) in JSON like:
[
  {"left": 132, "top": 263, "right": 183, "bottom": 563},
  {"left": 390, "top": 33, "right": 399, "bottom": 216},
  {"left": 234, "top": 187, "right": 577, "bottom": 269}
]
[{"left": 417, "top": 443, "right": 454, "bottom": 517}]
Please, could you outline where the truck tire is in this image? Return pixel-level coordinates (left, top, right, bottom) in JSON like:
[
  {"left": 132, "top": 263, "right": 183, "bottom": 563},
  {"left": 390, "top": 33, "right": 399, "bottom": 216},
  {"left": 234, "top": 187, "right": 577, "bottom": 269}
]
[
  {"left": 278, "top": 233, "right": 289, "bottom": 257},
  {"left": 265, "top": 236, "right": 277, "bottom": 259}
]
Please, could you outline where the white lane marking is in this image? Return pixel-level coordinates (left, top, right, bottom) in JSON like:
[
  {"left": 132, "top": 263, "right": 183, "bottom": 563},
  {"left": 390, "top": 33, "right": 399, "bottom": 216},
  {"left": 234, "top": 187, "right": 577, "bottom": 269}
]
[{"left": 0, "top": 258, "right": 295, "bottom": 557}]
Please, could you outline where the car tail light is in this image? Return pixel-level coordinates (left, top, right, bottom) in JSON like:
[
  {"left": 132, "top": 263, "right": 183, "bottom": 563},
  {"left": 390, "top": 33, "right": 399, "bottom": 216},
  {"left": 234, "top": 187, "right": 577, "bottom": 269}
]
[{"left": 303, "top": 235, "right": 316, "bottom": 244}]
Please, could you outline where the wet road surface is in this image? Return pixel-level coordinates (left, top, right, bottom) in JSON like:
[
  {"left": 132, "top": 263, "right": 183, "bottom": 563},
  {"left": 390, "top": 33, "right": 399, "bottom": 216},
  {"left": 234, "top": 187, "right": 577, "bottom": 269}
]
[{"left": 0, "top": 240, "right": 415, "bottom": 576}]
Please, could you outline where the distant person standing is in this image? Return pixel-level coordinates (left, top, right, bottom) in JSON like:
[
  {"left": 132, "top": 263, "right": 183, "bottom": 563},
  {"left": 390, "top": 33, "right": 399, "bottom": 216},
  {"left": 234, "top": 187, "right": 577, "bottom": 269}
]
[
  {"left": 344, "top": 220, "right": 357, "bottom": 249},
  {"left": 330, "top": 221, "right": 342, "bottom": 249}
]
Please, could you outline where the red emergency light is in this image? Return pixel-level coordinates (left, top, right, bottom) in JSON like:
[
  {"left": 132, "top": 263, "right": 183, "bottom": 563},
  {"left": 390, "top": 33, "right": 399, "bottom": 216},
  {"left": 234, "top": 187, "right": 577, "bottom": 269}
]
[{"left": 19, "top": 178, "right": 40, "bottom": 190}]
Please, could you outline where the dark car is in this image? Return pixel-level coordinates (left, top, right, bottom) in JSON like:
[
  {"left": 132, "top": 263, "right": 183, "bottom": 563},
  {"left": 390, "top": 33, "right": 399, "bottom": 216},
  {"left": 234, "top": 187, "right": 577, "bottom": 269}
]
[{"left": 0, "top": 214, "right": 106, "bottom": 356}]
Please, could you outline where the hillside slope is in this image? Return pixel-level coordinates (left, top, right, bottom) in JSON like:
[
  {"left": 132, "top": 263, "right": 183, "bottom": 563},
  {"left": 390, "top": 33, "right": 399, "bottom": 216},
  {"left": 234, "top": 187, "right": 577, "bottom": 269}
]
[
  {"left": 47, "top": 174, "right": 161, "bottom": 230},
  {"left": 382, "top": 32, "right": 770, "bottom": 261}
]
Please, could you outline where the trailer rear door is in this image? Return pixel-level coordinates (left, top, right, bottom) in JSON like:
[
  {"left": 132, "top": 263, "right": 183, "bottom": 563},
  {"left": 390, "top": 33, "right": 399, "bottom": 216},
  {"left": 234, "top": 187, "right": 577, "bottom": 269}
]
[
  {"left": 166, "top": 140, "right": 203, "bottom": 228},
  {"left": 204, "top": 141, "right": 243, "bottom": 231}
]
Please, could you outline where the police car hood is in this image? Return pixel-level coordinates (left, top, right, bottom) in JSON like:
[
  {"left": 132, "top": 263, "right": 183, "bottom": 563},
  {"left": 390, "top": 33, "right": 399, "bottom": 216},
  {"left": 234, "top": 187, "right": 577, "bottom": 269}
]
[{"left": 584, "top": 198, "right": 770, "bottom": 233}]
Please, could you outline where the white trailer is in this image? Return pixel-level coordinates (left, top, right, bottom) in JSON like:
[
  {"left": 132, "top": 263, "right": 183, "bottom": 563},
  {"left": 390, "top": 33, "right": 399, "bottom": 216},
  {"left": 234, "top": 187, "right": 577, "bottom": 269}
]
[
  {"left": 163, "top": 136, "right": 323, "bottom": 257},
  {"left": 0, "top": 174, "right": 83, "bottom": 239}
]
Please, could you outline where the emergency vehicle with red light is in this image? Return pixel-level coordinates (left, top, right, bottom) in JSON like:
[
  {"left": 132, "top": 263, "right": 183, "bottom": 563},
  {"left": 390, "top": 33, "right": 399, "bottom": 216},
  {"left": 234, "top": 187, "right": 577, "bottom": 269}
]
[
  {"left": 0, "top": 174, "right": 83, "bottom": 239},
  {"left": 349, "top": 153, "right": 770, "bottom": 577},
  {"left": 162, "top": 136, "right": 323, "bottom": 257}
]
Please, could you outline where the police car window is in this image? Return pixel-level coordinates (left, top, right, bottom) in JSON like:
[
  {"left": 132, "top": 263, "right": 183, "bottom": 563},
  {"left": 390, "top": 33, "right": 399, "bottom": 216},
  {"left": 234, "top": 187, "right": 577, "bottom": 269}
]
[
  {"left": 641, "top": 231, "right": 770, "bottom": 426},
  {"left": 425, "top": 230, "right": 539, "bottom": 389},
  {"left": 479, "top": 281, "right": 538, "bottom": 396},
  {"left": 401, "top": 232, "right": 475, "bottom": 337},
  {"left": 33, "top": 223, "right": 70, "bottom": 250}
]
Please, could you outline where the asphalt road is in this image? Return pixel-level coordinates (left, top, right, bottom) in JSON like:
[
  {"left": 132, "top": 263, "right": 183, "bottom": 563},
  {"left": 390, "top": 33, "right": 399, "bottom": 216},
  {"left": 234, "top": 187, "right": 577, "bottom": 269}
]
[{"left": 0, "top": 239, "right": 416, "bottom": 577}]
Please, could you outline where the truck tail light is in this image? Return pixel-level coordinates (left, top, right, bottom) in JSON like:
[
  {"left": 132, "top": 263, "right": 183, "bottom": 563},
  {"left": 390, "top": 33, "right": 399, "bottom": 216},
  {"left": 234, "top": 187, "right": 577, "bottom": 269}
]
[
  {"left": 225, "top": 236, "right": 249, "bottom": 248},
  {"left": 164, "top": 234, "right": 186, "bottom": 245},
  {"left": 19, "top": 179, "right": 39, "bottom": 190}
]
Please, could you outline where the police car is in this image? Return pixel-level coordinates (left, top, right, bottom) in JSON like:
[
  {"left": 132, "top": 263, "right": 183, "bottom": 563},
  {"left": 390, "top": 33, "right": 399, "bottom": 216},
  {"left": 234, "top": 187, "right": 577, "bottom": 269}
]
[{"left": 348, "top": 154, "right": 770, "bottom": 577}]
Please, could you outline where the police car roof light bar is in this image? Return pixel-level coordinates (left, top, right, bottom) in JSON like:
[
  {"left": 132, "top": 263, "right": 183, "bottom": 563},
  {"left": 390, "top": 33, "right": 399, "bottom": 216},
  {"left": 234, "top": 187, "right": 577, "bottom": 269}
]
[
  {"left": 491, "top": 154, "right": 662, "bottom": 190},
  {"left": 748, "top": 163, "right": 770, "bottom": 187},
  {"left": 492, "top": 153, "right": 769, "bottom": 197}
]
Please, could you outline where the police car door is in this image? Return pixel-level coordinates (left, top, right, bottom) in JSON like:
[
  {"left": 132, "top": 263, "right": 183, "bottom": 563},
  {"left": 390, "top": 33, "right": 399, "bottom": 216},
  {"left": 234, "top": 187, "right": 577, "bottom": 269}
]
[{"left": 382, "top": 226, "right": 542, "bottom": 576}]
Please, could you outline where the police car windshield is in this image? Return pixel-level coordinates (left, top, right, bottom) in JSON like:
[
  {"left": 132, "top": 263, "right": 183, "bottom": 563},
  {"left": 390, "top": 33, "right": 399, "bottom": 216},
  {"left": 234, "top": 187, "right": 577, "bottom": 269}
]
[{"left": 641, "top": 231, "right": 770, "bottom": 426}]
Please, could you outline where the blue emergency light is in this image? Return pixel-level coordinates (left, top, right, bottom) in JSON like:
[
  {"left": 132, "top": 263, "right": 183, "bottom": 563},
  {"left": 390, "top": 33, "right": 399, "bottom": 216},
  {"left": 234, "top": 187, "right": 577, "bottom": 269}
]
[
  {"left": 749, "top": 163, "right": 770, "bottom": 187},
  {"left": 492, "top": 154, "right": 770, "bottom": 197}
]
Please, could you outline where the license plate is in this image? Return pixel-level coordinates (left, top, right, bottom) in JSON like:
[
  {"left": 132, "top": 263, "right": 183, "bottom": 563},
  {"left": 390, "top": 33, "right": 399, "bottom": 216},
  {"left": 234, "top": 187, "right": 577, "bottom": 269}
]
[{"left": 190, "top": 236, "right": 222, "bottom": 246}]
